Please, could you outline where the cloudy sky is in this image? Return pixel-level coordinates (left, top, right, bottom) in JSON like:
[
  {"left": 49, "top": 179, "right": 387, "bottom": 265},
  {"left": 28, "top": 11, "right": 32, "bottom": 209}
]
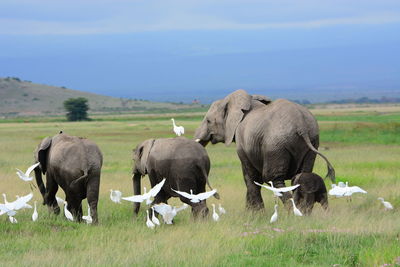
[{"left": 1, "top": 0, "right": 399, "bottom": 102}]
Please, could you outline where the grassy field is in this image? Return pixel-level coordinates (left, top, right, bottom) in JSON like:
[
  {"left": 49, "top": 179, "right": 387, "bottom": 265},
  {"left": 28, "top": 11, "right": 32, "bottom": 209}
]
[{"left": 0, "top": 106, "right": 399, "bottom": 266}]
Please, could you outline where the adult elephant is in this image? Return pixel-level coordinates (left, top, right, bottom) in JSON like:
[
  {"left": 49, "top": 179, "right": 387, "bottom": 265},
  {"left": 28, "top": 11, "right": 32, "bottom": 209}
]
[
  {"left": 33, "top": 132, "right": 103, "bottom": 223},
  {"left": 132, "top": 137, "right": 219, "bottom": 218},
  {"left": 194, "top": 89, "right": 334, "bottom": 210}
]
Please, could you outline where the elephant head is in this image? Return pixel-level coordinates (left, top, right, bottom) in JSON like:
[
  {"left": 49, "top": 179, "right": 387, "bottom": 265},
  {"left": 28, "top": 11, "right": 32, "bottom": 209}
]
[
  {"left": 195, "top": 89, "right": 271, "bottom": 146},
  {"left": 131, "top": 139, "right": 155, "bottom": 214}
]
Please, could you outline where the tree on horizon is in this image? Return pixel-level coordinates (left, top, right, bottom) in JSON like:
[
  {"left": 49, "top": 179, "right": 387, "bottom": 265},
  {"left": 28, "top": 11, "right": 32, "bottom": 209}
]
[{"left": 63, "top": 97, "right": 90, "bottom": 121}]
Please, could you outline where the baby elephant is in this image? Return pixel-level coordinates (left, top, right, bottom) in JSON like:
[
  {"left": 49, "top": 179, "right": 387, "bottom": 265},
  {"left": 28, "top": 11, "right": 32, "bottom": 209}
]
[{"left": 291, "top": 172, "right": 328, "bottom": 215}]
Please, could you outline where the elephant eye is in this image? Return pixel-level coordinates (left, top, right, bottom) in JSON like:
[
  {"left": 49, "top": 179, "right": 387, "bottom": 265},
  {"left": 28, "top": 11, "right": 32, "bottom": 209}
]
[{"left": 206, "top": 119, "right": 211, "bottom": 124}]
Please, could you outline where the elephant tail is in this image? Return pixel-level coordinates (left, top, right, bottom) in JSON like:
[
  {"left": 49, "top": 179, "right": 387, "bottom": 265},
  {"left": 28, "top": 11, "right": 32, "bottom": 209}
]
[
  {"left": 71, "top": 169, "right": 89, "bottom": 188},
  {"left": 202, "top": 169, "right": 220, "bottom": 200},
  {"left": 301, "top": 133, "right": 336, "bottom": 183}
]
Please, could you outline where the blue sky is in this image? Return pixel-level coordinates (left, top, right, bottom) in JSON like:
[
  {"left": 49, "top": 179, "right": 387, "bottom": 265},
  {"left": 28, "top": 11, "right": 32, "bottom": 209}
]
[{"left": 1, "top": 0, "right": 400, "bottom": 102}]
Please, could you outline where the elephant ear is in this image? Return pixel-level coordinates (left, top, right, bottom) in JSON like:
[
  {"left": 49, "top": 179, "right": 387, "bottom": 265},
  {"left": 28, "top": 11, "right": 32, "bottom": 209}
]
[
  {"left": 38, "top": 137, "right": 52, "bottom": 174},
  {"left": 252, "top": 94, "right": 272, "bottom": 105},
  {"left": 224, "top": 89, "right": 252, "bottom": 146},
  {"left": 135, "top": 139, "right": 155, "bottom": 175}
]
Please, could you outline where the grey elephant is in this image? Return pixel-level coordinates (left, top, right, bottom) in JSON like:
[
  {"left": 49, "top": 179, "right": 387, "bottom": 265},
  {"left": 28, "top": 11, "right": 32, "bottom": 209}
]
[
  {"left": 132, "top": 137, "right": 219, "bottom": 218},
  {"left": 194, "top": 89, "right": 334, "bottom": 210},
  {"left": 291, "top": 172, "right": 328, "bottom": 215},
  {"left": 33, "top": 132, "right": 103, "bottom": 223}
]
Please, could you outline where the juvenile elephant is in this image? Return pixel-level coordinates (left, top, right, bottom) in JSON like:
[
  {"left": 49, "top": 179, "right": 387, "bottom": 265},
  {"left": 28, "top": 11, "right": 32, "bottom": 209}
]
[
  {"left": 292, "top": 172, "right": 328, "bottom": 215},
  {"left": 34, "top": 132, "right": 103, "bottom": 223},
  {"left": 132, "top": 137, "right": 219, "bottom": 218},
  {"left": 194, "top": 89, "right": 335, "bottom": 211}
]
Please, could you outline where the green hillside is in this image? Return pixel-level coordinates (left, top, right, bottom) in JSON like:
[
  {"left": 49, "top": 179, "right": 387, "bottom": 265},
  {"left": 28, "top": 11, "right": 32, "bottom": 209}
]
[{"left": 0, "top": 77, "right": 201, "bottom": 117}]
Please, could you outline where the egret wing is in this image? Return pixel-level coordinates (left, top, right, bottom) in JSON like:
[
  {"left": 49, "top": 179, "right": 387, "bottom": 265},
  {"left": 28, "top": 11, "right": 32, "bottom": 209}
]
[
  {"left": 171, "top": 188, "right": 193, "bottom": 199},
  {"left": 153, "top": 203, "right": 172, "bottom": 216},
  {"left": 122, "top": 195, "right": 146, "bottom": 203},
  {"left": 275, "top": 184, "right": 300, "bottom": 192},
  {"left": 14, "top": 193, "right": 33, "bottom": 210},
  {"left": 180, "top": 126, "right": 185, "bottom": 134},
  {"left": 197, "top": 189, "right": 217, "bottom": 200},
  {"left": 15, "top": 169, "right": 25, "bottom": 179},
  {"left": 349, "top": 186, "right": 367, "bottom": 194},
  {"left": 175, "top": 204, "right": 189, "bottom": 213},
  {"left": 26, "top": 162, "right": 40, "bottom": 176},
  {"left": 254, "top": 181, "right": 277, "bottom": 192},
  {"left": 149, "top": 178, "right": 166, "bottom": 197}
]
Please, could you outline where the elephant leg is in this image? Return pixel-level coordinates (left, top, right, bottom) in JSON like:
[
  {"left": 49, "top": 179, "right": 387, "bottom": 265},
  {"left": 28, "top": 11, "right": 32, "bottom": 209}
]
[
  {"left": 66, "top": 194, "right": 83, "bottom": 222},
  {"left": 238, "top": 151, "right": 264, "bottom": 211},
  {"left": 44, "top": 175, "right": 60, "bottom": 215},
  {"left": 303, "top": 193, "right": 315, "bottom": 215},
  {"left": 86, "top": 174, "right": 100, "bottom": 224},
  {"left": 320, "top": 193, "right": 329, "bottom": 211},
  {"left": 297, "top": 140, "right": 319, "bottom": 173},
  {"left": 263, "top": 149, "right": 292, "bottom": 207},
  {"left": 293, "top": 190, "right": 302, "bottom": 208}
]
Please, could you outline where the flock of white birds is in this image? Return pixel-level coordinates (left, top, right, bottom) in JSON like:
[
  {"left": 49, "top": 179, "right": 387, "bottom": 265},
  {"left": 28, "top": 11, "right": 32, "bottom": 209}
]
[
  {"left": 110, "top": 177, "right": 224, "bottom": 229},
  {"left": 0, "top": 118, "right": 395, "bottom": 228},
  {"left": 0, "top": 163, "right": 93, "bottom": 224}
]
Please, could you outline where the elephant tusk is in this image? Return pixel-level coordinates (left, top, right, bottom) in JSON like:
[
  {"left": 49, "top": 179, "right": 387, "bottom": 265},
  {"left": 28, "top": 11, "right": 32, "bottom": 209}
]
[{"left": 195, "top": 139, "right": 201, "bottom": 142}]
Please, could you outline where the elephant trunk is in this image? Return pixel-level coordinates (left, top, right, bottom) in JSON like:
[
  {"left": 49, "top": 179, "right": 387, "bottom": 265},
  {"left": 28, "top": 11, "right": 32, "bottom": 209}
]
[
  {"left": 194, "top": 120, "right": 210, "bottom": 147},
  {"left": 133, "top": 172, "right": 141, "bottom": 215},
  {"left": 34, "top": 166, "right": 46, "bottom": 204}
]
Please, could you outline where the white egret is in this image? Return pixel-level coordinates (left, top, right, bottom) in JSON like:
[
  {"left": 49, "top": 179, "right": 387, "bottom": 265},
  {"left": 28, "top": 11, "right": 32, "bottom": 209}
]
[
  {"left": 1, "top": 192, "right": 33, "bottom": 211},
  {"left": 82, "top": 205, "right": 93, "bottom": 224},
  {"left": 211, "top": 204, "right": 219, "bottom": 222},
  {"left": 110, "top": 189, "right": 122, "bottom": 204},
  {"left": 171, "top": 118, "right": 185, "bottom": 136},
  {"left": 289, "top": 198, "right": 303, "bottom": 216},
  {"left": 32, "top": 201, "right": 38, "bottom": 222},
  {"left": 218, "top": 203, "right": 226, "bottom": 215},
  {"left": 270, "top": 204, "right": 278, "bottom": 223},
  {"left": 0, "top": 193, "right": 32, "bottom": 219},
  {"left": 64, "top": 202, "right": 74, "bottom": 221},
  {"left": 122, "top": 179, "right": 166, "bottom": 205},
  {"left": 328, "top": 183, "right": 346, "bottom": 197},
  {"left": 16, "top": 162, "right": 40, "bottom": 182},
  {"left": 171, "top": 188, "right": 217, "bottom": 203},
  {"left": 56, "top": 196, "right": 66, "bottom": 206},
  {"left": 146, "top": 210, "right": 155, "bottom": 229},
  {"left": 150, "top": 207, "right": 160, "bottom": 226},
  {"left": 378, "top": 197, "right": 394, "bottom": 210},
  {"left": 152, "top": 203, "right": 188, "bottom": 224},
  {"left": 254, "top": 181, "right": 300, "bottom": 197},
  {"left": 329, "top": 182, "right": 366, "bottom": 201}
]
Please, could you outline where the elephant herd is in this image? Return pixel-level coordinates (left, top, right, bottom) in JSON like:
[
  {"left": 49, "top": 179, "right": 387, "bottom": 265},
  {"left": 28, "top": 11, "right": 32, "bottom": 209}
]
[{"left": 32, "top": 89, "right": 335, "bottom": 224}]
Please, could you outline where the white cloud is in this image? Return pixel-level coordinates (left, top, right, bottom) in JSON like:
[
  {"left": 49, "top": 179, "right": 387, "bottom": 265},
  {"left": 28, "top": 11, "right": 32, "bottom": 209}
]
[{"left": 0, "top": 0, "right": 400, "bottom": 35}]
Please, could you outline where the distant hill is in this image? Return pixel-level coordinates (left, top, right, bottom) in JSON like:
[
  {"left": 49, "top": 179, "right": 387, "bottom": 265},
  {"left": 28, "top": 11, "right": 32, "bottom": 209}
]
[{"left": 0, "top": 77, "right": 201, "bottom": 117}]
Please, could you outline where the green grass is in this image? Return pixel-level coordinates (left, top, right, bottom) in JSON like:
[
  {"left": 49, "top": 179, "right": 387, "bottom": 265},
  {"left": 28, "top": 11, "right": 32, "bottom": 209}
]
[{"left": 0, "top": 109, "right": 399, "bottom": 266}]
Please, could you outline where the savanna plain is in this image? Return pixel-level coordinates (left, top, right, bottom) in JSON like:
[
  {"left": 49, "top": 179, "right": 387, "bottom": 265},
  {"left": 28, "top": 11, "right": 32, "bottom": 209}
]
[{"left": 0, "top": 105, "right": 399, "bottom": 267}]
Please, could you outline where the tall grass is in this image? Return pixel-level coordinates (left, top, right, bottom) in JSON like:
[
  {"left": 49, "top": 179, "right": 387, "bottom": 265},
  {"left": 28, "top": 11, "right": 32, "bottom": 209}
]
[{"left": 0, "top": 111, "right": 399, "bottom": 266}]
